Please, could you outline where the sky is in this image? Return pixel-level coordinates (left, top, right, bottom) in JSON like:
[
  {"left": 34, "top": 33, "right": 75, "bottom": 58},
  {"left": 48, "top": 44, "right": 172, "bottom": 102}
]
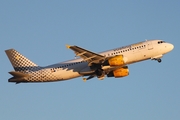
[{"left": 0, "top": 0, "right": 180, "bottom": 120}]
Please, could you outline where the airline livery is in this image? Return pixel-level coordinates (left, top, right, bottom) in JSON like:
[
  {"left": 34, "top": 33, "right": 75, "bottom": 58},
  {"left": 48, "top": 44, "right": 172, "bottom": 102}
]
[{"left": 5, "top": 40, "right": 174, "bottom": 84}]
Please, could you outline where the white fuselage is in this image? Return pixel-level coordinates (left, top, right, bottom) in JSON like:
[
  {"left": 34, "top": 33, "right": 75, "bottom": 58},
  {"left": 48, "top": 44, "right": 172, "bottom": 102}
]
[{"left": 26, "top": 40, "right": 174, "bottom": 82}]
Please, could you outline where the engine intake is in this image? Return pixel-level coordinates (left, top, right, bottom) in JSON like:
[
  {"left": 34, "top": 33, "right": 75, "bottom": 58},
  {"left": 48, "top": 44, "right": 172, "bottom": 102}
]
[
  {"left": 108, "top": 55, "right": 125, "bottom": 66},
  {"left": 107, "top": 66, "right": 129, "bottom": 78}
]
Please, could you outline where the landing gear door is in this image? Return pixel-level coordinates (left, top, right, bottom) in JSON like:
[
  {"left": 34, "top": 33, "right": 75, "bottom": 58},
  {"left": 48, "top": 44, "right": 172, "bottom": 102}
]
[{"left": 147, "top": 41, "right": 153, "bottom": 50}]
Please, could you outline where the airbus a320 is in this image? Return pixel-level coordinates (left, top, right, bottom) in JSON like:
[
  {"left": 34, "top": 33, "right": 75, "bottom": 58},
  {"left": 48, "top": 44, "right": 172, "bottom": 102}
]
[{"left": 5, "top": 40, "right": 174, "bottom": 84}]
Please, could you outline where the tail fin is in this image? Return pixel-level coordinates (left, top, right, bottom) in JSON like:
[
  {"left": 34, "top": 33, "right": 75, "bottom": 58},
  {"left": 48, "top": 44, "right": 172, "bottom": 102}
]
[{"left": 5, "top": 49, "right": 40, "bottom": 72}]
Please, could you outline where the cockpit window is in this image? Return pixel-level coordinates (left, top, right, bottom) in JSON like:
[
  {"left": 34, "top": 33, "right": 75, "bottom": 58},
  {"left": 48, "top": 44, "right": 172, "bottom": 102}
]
[{"left": 158, "top": 41, "right": 165, "bottom": 44}]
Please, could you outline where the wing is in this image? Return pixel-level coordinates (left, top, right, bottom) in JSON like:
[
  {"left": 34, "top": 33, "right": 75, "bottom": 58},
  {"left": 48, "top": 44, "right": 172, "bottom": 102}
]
[
  {"left": 66, "top": 45, "right": 129, "bottom": 81},
  {"left": 66, "top": 45, "right": 106, "bottom": 66}
]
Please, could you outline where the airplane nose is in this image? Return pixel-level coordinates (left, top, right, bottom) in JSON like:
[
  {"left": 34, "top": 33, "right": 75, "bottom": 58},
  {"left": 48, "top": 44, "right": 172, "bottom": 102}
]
[{"left": 169, "top": 44, "right": 174, "bottom": 51}]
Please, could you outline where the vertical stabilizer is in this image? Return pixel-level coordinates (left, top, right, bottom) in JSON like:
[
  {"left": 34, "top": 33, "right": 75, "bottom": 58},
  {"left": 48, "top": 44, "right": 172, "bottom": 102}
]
[{"left": 5, "top": 49, "right": 40, "bottom": 72}]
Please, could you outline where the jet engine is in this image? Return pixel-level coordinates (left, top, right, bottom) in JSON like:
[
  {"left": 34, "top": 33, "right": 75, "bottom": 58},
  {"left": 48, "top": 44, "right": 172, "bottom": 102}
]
[
  {"left": 107, "top": 66, "right": 129, "bottom": 78},
  {"left": 108, "top": 55, "right": 125, "bottom": 66}
]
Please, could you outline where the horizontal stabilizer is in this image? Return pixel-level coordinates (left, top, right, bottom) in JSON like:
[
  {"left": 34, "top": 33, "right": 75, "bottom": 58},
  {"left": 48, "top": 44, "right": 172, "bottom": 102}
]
[
  {"left": 9, "top": 71, "right": 29, "bottom": 77},
  {"left": 8, "top": 71, "right": 30, "bottom": 83}
]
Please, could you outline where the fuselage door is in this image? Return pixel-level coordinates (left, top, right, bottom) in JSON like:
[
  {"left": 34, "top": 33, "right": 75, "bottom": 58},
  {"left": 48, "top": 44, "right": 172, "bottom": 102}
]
[{"left": 147, "top": 41, "right": 153, "bottom": 50}]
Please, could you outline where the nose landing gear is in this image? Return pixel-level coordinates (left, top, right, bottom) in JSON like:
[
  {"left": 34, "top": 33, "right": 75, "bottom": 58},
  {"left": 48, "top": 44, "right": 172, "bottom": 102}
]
[
  {"left": 157, "top": 59, "right": 162, "bottom": 63},
  {"left": 152, "top": 58, "right": 162, "bottom": 63},
  {"left": 151, "top": 55, "right": 163, "bottom": 63}
]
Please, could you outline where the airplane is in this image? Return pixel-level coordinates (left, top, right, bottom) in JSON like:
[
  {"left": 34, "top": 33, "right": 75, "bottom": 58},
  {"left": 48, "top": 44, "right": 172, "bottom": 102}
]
[{"left": 5, "top": 39, "right": 174, "bottom": 84}]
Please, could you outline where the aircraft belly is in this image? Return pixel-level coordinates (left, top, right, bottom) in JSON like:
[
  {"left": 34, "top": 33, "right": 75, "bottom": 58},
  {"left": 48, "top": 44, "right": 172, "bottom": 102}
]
[
  {"left": 55, "top": 70, "right": 81, "bottom": 80},
  {"left": 26, "top": 70, "right": 59, "bottom": 82},
  {"left": 26, "top": 69, "right": 78, "bottom": 82}
]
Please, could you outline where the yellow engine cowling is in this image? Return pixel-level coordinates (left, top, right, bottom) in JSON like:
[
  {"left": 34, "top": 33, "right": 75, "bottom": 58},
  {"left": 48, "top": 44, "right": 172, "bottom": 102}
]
[
  {"left": 108, "top": 55, "right": 125, "bottom": 66},
  {"left": 107, "top": 66, "right": 129, "bottom": 78}
]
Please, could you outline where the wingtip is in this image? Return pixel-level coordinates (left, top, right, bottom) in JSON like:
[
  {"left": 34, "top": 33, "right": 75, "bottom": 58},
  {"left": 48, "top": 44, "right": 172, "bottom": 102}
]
[{"left": 66, "top": 45, "right": 71, "bottom": 49}]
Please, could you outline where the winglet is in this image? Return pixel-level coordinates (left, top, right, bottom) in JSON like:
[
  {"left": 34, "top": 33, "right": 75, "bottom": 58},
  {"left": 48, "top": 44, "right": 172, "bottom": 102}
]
[{"left": 66, "top": 45, "right": 71, "bottom": 49}]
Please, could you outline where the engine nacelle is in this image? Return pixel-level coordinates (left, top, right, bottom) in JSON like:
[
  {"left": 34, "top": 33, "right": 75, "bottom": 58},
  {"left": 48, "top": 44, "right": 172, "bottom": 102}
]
[
  {"left": 108, "top": 55, "right": 125, "bottom": 66},
  {"left": 107, "top": 66, "right": 129, "bottom": 78}
]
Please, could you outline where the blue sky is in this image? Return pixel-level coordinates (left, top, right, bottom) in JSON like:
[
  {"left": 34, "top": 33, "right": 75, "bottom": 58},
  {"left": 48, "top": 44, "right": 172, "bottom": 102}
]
[{"left": 0, "top": 1, "right": 180, "bottom": 120}]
